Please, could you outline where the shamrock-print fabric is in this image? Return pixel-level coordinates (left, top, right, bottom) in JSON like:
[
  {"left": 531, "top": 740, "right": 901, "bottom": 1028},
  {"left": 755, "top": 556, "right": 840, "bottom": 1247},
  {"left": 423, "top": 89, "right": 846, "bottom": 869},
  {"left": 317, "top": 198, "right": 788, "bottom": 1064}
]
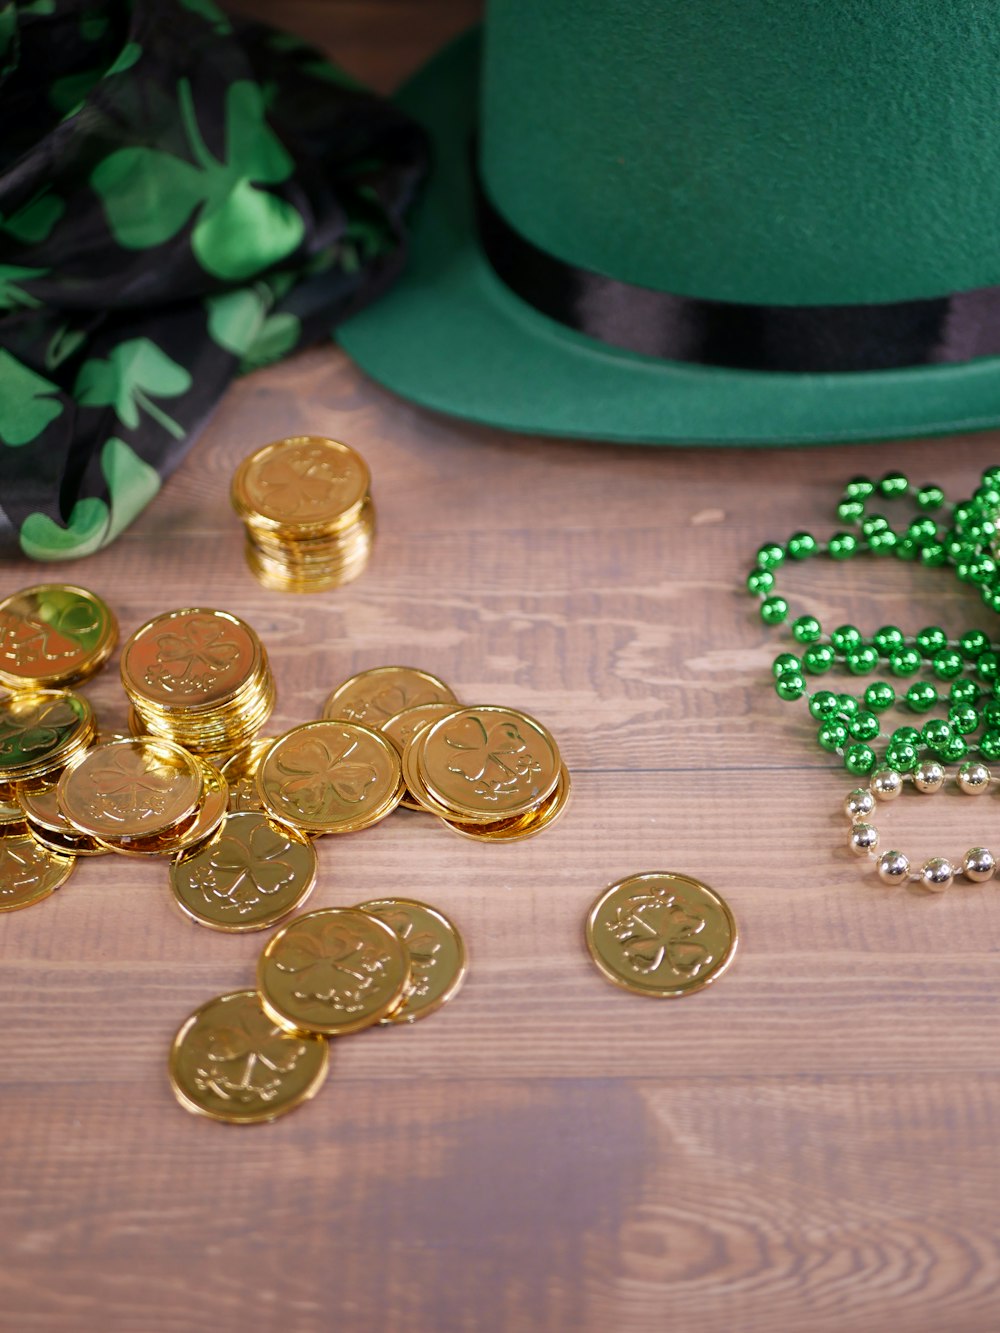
[{"left": 0, "top": 0, "right": 427, "bottom": 559}]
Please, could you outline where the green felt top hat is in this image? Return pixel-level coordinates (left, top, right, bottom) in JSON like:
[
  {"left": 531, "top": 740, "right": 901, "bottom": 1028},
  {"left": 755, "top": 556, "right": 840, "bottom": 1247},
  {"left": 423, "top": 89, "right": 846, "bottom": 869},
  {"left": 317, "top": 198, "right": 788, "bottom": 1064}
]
[{"left": 339, "top": 0, "right": 1000, "bottom": 446}]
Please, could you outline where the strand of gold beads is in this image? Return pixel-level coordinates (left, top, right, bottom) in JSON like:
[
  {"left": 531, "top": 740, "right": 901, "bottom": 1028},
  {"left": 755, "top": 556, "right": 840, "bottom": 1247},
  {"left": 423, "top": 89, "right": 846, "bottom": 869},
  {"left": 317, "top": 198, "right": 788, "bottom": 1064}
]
[{"left": 843, "top": 760, "right": 998, "bottom": 890}]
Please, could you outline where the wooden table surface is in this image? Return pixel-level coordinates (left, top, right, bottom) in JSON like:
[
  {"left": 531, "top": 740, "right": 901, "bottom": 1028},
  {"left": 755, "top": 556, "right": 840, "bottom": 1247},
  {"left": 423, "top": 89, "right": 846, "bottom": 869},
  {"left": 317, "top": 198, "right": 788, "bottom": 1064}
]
[{"left": 3, "top": 6, "right": 1000, "bottom": 1332}]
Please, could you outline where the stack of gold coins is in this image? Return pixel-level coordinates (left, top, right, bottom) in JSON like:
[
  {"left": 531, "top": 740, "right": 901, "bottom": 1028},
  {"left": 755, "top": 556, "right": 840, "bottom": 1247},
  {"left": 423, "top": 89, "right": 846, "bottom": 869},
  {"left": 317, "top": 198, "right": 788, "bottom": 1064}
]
[
  {"left": 0, "top": 585, "right": 118, "bottom": 690},
  {"left": 400, "top": 703, "right": 570, "bottom": 841},
  {"left": 168, "top": 899, "right": 467, "bottom": 1123},
  {"left": 56, "top": 737, "right": 228, "bottom": 858},
  {"left": 120, "top": 608, "right": 274, "bottom": 758},
  {"left": 231, "top": 436, "right": 375, "bottom": 593}
]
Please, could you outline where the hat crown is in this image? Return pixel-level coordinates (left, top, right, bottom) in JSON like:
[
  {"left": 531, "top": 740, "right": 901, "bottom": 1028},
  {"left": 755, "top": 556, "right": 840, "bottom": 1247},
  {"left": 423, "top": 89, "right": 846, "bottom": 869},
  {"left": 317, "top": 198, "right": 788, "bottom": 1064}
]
[{"left": 480, "top": 0, "right": 1000, "bottom": 305}]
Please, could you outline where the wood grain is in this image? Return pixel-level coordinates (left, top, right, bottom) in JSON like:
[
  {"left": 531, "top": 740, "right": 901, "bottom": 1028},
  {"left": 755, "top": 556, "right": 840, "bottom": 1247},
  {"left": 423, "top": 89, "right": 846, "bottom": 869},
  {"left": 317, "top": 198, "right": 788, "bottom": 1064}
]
[{"left": 3, "top": 6, "right": 1000, "bottom": 1331}]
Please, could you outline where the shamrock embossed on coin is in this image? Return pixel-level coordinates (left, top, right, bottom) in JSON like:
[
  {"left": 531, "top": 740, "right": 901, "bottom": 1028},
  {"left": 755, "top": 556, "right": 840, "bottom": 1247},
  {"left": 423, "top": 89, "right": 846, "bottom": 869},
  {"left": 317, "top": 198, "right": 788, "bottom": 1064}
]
[
  {"left": 88, "top": 747, "right": 179, "bottom": 823},
  {"left": 418, "top": 706, "right": 561, "bottom": 821},
  {"left": 257, "top": 722, "right": 402, "bottom": 835},
  {"left": 276, "top": 734, "right": 377, "bottom": 817},
  {"left": 0, "top": 585, "right": 117, "bottom": 689},
  {"left": 324, "top": 666, "right": 458, "bottom": 727},
  {"left": 605, "top": 889, "right": 712, "bottom": 980},
  {"left": 171, "top": 811, "right": 317, "bottom": 932},
  {"left": 442, "top": 714, "right": 541, "bottom": 799},
  {"left": 586, "top": 873, "right": 739, "bottom": 998},
  {"left": 258, "top": 907, "right": 411, "bottom": 1035},
  {"left": 253, "top": 445, "right": 354, "bottom": 519},
  {"left": 360, "top": 898, "right": 468, "bottom": 1024},
  {"left": 0, "top": 830, "right": 75, "bottom": 911},
  {"left": 147, "top": 616, "right": 241, "bottom": 695},
  {"left": 276, "top": 919, "right": 390, "bottom": 1012},
  {"left": 193, "top": 1006, "right": 309, "bottom": 1105},
  {"left": 169, "top": 990, "right": 328, "bottom": 1124},
  {"left": 0, "top": 695, "right": 80, "bottom": 762}
]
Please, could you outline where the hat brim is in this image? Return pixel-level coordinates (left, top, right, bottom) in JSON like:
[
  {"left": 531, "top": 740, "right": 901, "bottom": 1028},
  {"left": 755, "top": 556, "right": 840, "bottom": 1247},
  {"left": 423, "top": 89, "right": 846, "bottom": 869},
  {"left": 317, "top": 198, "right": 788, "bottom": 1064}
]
[{"left": 338, "top": 29, "right": 1000, "bottom": 446}]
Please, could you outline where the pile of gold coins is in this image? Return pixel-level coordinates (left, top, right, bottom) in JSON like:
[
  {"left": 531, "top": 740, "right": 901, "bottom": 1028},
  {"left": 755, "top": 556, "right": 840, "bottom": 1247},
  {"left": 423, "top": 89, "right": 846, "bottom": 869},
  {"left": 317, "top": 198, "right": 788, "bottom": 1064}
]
[
  {"left": 321, "top": 666, "right": 571, "bottom": 842},
  {"left": 231, "top": 436, "right": 375, "bottom": 592},
  {"left": 170, "top": 899, "right": 467, "bottom": 1123},
  {"left": 1, "top": 587, "right": 568, "bottom": 924}
]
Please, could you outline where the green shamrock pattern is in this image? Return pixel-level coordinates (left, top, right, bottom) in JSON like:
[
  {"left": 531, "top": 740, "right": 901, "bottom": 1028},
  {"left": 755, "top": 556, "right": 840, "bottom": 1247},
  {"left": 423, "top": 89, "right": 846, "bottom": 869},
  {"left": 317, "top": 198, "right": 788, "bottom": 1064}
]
[
  {"left": 93, "top": 79, "right": 304, "bottom": 281},
  {"left": 0, "top": 0, "right": 427, "bottom": 561},
  {"left": 75, "top": 339, "right": 192, "bottom": 439},
  {"left": 0, "top": 352, "right": 63, "bottom": 446}
]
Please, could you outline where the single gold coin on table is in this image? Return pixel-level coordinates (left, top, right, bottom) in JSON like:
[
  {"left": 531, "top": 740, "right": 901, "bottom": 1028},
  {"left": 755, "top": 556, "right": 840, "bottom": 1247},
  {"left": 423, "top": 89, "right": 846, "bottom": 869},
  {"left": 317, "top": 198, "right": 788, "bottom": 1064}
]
[
  {"left": 169, "top": 989, "right": 329, "bottom": 1124},
  {"left": 256, "top": 721, "right": 403, "bottom": 835},
  {"left": 323, "top": 666, "right": 457, "bottom": 727},
  {"left": 417, "top": 705, "right": 561, "bottom": 821},
  {"left": 171, "top": 811, "right": 317, "bottom": 932},
  {"left": 0, "top": 585, "right": 118, "bottom": 689},
  {"left": 57, "top": 736, "right": 203, "bottom": 842},
  {"left": 258, "top": 907, "right": 412, "bottom": 1036},
  {"left": 0, "top": 829, "right": 75, "bottom": 912},
  {"left": 586, "top": 872, "right": 738, "bottom": 998},
  {"left": 0, "top": 690, "right": 94, "bottom": 783},
  {"left": 358, "top": 898, "right": 467, "bottom": 1024},
  {"left": 439, "top": 765, "right": 572, "bottom": 842},
  {"left": 232, "top": 436, "right": 370, "bottom": 530}
]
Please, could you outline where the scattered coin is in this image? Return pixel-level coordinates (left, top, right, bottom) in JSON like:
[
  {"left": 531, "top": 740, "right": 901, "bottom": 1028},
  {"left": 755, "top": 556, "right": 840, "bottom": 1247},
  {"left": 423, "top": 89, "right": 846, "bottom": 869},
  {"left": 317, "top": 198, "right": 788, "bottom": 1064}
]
[
  {"left": 358, "top": 898, "right": 467, "bottom": 1023},
  {"left": 169, "top": 989, "right": 329, "bottom": 1124},
  {"left": 585, "top": 872, "right": 738, "bottom": 998},
  {"left": 57, "top": 736, "right": 203, "bottom": 843},
  {"left": 0, "top": 585, "right": 118, "bottom": 690},
  {"left": 256, "top": 720, "right": 403, "bottom": 835},
  {"left": 324, "top": 666, "right": 457, "bottom": 727},
  {"left": 258, "top": 907, "right": 411, "bottom": 1036},
  {"left": 171, "top": 810, "right": 317, "bottom": 932},
  {"left": 0, "top": 690, "right": 95, "bottom": 784},
  {"left": 0, "top": 829, "right": 75, "bottom": 912}
]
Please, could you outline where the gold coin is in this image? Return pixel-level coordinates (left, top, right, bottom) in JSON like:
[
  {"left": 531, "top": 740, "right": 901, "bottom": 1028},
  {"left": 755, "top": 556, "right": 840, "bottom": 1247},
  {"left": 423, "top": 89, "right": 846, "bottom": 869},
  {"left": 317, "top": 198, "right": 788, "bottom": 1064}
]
[
  {"left": 17, "top": 780, "right": 108, "bottom": 854},
  {"left": 257, "top": 721, "right": 403, "bottom": 835},
  {"left": 17, "top": 778, "right": 76, "bottom": 833},
  {"left": 0, "top": 585, "right": 118, "bottom": 690},
  {"left": 0, "top": 690, "right": 94, "bottom": 782},
  {"left": 323, "top": 666, "right": 457, "bottom": 727},
  {"left": 418, "top": 705, "right": 561, "bottom": 821},
  {"left": 0, "top": 796, "right": 25, "bottom": 831},
  {"left": 0, "top": 829, "right": 75, "bottom": 911},
  {"left": 57, "top": 736, "right": 202, "bottom": 841},
  {"left": 120, "top": 607, "right": 264, "bottom": 711},
  {"left": 358, "top": 898, "right": 467, "bottom": 1024},
  {"left": 220, "top": 736, "right": 274, "bottom": 812},
  {"left": 96, "top": 758, "right": 228, "bottom": 858},
  {"left": 400, "top": 728, "right": 463, "bottom": 818},
  {"left": 25, "top": 818, "right": 108, "bottom": 857},
  {"left": 381, "top": 702, "right": 462, "bottom": 811},
  {"left": 258, "top": 907, "right": 411, "bottom": 1036},
  {"left": 232, "top": 436, "right": 370, "bottom": 531},
  {"left": 171, "top": 811, "right": 317, "bottom": 932},
  {"left": 439, "top": 765, "right": 572, "bottom": 842},
  {"left": 585, "top": 872, "right": 738, "bottom": 998},
  {"left": 169, "top": 989, "right": 329, "bottom": 1124}
]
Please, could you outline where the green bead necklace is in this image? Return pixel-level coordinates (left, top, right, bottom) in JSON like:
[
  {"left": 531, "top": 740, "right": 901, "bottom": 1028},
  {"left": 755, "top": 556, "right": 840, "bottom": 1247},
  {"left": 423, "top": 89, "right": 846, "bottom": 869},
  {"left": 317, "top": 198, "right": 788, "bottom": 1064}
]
[{"left": 747, "top": 467, "right": 1000, "bottom": 776}]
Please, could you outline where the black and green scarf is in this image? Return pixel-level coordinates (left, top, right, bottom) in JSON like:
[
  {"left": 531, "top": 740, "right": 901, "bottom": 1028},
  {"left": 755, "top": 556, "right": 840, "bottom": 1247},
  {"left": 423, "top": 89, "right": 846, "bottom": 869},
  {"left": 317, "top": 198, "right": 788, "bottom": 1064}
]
[{"left": 0, "top": 0, "right": 427, "bottom": 559}]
